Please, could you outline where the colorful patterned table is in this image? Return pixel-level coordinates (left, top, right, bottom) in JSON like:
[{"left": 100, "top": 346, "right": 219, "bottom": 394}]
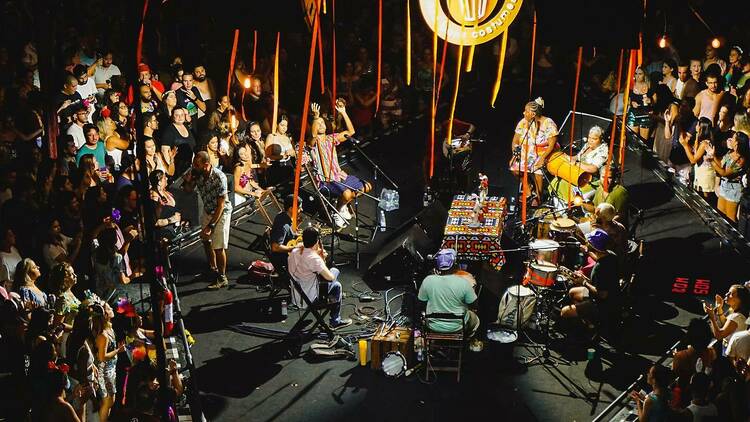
[{"left": 441, "top": 195, "right": 507, "bottom": 270}]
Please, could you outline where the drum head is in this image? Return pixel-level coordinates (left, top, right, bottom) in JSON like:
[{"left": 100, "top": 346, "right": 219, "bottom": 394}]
[
  {"left": 382, "top": 351, "right": 407, "bottom": 377},
  {"left": 529, "top": 239, "right": 560, "bottom": 251},
  {"left": 486, "top": 327, "right": 518, "bottom": 343},
  {"left": 551, "top": 218, "right": 576, "bottom": 231},
  {"left": 507, "top": 284, "right": 534, "bottom": 297},
  {"left": 530, "top": 261, "right": 558, "bottom": 272}
]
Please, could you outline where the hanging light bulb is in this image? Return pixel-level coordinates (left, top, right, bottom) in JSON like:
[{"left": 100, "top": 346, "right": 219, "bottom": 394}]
[
  {"left": 711, "top": 37, "right": 721, "bottom": 49},
  {"left": 243, "top": 77, "right": 251, "bottom": 89},
  {"left": 573, "top": 194, "right": 583, "bottom": 207},
  {"left": 658, "top": 35, "right": 668, "bottom": 49}
]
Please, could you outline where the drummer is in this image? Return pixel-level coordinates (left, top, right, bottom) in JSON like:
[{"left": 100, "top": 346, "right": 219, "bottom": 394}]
[
  {"left": 548, "top": 125, "right": 609, "bottom": 204},
  {"left": 418, "top": 249, "right": 480, "bottom": 340},
  {"left": 581, "top": 162, "right": 630, "bottom": 227},
  {"left": 510, "top": 98, "right": 559, "bottom": 206},
  {"left": 440, "top": 118, "right": 476, "bottom": 192},
  {"left": 560, "top": 229, "right": 621, "bottom": 324}
]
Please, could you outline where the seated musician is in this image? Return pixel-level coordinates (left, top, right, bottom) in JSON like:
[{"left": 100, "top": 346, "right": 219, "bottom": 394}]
[
  {"left": 269, "top": 194, "right": 302, "bottom": 272},
  {"left": 560, "top": 229, "right": 621, "bottom": 323},
  {"left": 417, "top": 249, "right": 479, "bottom": 338},
  {"left": 549, "top": 125, "right": 608, "bottom": 203},
  {"left": 308, "top": 100, "right": 372, "bottom": 228},
  {"left": 582, "top": 162, "right": 630, "bottom": 227},
  {"left": 287, "top": 227, "right": 352, "bottom": 329},
  {"left": 441, "top": 118, "right": 476, "bottom": 192},
  {"left": 510, "top": 98, "right": 559, "bottom": 206}
]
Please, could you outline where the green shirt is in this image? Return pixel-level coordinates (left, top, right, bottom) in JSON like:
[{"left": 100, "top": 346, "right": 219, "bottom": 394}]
[
  {"left": 593, "top": 184, "right": 629, "bottom": 225},
  {"left": 418, "top": 274, "right": 477, "bottom": 333}
]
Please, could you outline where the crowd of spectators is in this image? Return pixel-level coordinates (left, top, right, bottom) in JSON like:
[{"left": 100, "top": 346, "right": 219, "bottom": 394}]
[{"left": 0, "top": 1, "right": 432, "bottom": 419}]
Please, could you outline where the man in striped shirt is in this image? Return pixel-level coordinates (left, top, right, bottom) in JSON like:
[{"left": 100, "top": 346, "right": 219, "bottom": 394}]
[{"left": 308, "top": 100, "right": 372, "bottom": 228}]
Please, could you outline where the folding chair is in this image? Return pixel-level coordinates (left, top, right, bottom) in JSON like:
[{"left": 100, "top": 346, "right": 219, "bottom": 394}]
[
  {"left": 423, "top": 313, "right": 466, "bottom": 382},
  {"left": 255, "top": 226, "right": 292, "bottom": 300},
  {"left": 285, "top": 275, "right": 336, "bottom": 355},
  {"left": 254, "top": 190, "right": 284, "bottom": 225}
]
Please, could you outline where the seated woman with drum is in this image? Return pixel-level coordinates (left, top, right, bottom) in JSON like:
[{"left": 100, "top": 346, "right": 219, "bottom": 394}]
[{"left": 548, "top": 125, "right": 609, "bottom": 205}]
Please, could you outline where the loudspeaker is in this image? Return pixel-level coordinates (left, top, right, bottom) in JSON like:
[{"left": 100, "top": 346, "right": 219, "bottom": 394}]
[{"left": 364, "top": 202, "right": 448, "bottom": 286}]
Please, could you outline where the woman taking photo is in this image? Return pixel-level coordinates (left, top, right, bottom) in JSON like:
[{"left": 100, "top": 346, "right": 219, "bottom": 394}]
[
  {"left": 707, "top": 132, "right": 749, "bottom": 221},
  {"left": 627, "top": 66, "right": 652, "bottom": 141},
  {"left": 679, "top": 117, "right": 717, "bottom": 204},
  {"left": 703, "top": 284, "right": 749, "bottom": 349}
]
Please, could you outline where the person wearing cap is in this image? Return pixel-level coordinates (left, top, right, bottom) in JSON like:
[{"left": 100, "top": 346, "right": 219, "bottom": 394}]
[
  {"left": 288, "top": 227, "right": 352, "bottom": 329},
  {"left": 269, "top": 194, "right": 303, "bottom": 272},
  {"left": 560, "top": 229, "right": 620, "bottom": 323},
  {"left": 417, "top": 249, "right": 479, "bottom": 338}
]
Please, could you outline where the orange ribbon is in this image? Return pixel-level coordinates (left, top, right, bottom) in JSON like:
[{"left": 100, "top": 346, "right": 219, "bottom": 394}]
[
  {"left": 331, "top": 0, "right": 337, "bottom": 117},
  {"left": 292, "top": 0, "right": 321, "bottom": 231},
  {"left": 604, "top": 49, "right": 624, "bottom": 192},
  {"left": 252, "top": 30, "right": 258, "bottom": 73},
  {"left": 619, "top": 51, "right": 636, "bottom": 172},
  {"left": 272, "top": 32, "right": 280, "bottom": 135},
  {"left": 568, "top": 47, "right": 583, "bottom": 208},
  {"left": 529, "top": 10, "right": 537, "bottom": 98},
  {"left": 405, "top": 0, "right": 411, "bottom": 86},
  {"left": 490, "top": 31, "right": 508, "bottom": 108},
  {"left": 136, "top": 0, "right": 150, "bottom": 66},
  {"left": 227, "top": 29, "right": 240, "bottom": 99},
  {"left": 429, "top": 0, "right": 438, "bottom": 180},
  {"left": 317, "top": 22, "right": 325, "bottom": 95},
  {"left": 375, "top": 0, "right": 382, "bottom": 112}
]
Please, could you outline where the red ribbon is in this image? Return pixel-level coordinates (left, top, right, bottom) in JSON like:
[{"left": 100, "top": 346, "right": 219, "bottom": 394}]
[
  {"left": 227, "top": 29, "right": 240, "bottom": 98},
  {"left": 136, "top": 0, "right": 150, "bottom": 66}
]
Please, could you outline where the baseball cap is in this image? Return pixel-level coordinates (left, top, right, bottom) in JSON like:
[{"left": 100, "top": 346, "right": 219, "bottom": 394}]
[
  {"left": 137, "top": 63, "right": 151, "bottom": 73},
  {"left": 586, "top": 229, "right": 610, "bottom": 252},
  {"left": 434, "top": 248, "right": 457, "bottom": 271}
]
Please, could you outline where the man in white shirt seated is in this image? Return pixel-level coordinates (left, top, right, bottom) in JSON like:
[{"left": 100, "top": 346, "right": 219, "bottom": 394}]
[{"left": 287, "top": 227, "right": 352, "bottom": 329}]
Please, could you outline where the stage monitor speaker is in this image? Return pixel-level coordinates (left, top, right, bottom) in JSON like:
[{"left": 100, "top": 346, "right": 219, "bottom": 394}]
[{"left": 364, "top": 202, "right": 448, "bottom": 287}]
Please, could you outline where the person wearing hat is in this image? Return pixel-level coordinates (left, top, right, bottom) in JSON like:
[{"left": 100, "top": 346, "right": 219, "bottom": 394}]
[
  {"left": 560, "top": 229, "right": 620, "bottom": 323},
  {"left": 417, "top": 249, "right": 479, "bottom": 338},
  {"left": 582, "top": 162, "right": 630, "bottom": 227},
  {"left": 269, "top": 194, "right": 303, "bottom": 272},
  {"left": 126, "top": 63, "right": 165, "bottom": 105}
]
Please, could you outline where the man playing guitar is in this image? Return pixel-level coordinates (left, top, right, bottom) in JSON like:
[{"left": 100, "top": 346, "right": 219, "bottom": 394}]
[
  {"left": 269, "top": 194, "right": 303, "bottom": 272},
  {"left": 287, "top": 227, "right": 352, "bottom": 329}
]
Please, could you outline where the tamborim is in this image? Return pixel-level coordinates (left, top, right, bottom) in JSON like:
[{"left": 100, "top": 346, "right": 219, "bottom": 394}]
[{"left": 546, "top": 151, "right": 592, "bottom": 187}]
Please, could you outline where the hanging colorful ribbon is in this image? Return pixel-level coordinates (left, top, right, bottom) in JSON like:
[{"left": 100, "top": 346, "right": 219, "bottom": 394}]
[
  {"left": 375, "top": 0, "right": 383, "bottom": 112},
  {"left": 465, "top": 20, "right": 478, "bottom": 73},
  {"left": 292, "top": 0, "right": 321, "bottom": 231},
  {"left": 136, "top": 0, "right": 151, "bottom": 65},
  {"left": 618, "top": 51, "right": 636, "bottom": 172},
  {"left": 331, "top": 0, "right": 337, "bottom": 116},
  {"left": 521, "top": 134, "right": 530, "bottom": 225},
  {"left": 227, "top": 29, "right": 240, "bottom": 99},
  {"left": 435, "top": 23, "right": 449, "bottom": 107},
  {"left": 317, "top": 22, "right": 325, "bottom": 94},
  {"left": 272, "top": 32, "right": 280, "bottom": 135},
  {"left": 568, "top": 46, "right": 583, "bottom": 208},
  {"left": 405, "top": 0, "right": 411, "bottom": 86},
  {"left": 529, "top": 10, "right": 537, "bottom": 98},
  {"left": 446, "top": 42, "right": 464, "bottom": 143},
  {"left": 490, "top": 31, "right": 508, "bottom": 108},
  {"left": 252, "top": 30, "right": 258, "bottom": 73},
  {"left": 604, "top": 49, "right": 624, "bottom": 192},
  {"left": 429, "top": 0, "right": 438, "bottom": 180}
]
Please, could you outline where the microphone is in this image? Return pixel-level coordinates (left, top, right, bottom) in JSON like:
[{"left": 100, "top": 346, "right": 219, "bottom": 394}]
[
  {"left": 404, "top": 363, "right": 423, "bottom": 377},
  {"left": 344, "top": 134, "right": 361, "bottom": 144}
]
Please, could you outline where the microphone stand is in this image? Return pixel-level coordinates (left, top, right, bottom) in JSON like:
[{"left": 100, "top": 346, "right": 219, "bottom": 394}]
[
  {"left": 347, "top": 136, "right": 399, "bottom": 190},
  {"left": 334, "top": 178, "right": 380, "bottom": 269}
]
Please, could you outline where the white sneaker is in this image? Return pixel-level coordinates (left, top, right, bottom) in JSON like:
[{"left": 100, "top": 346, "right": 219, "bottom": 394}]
[
  {"left": 333, "top": 213, "right": 348, "bottom": 228},
  {"left": 338, "top": 205, "right": 352, "bottom": 220}
]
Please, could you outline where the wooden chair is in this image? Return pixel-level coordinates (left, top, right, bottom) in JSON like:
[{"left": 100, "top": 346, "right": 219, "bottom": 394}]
[{"left": 423, "top": 313, "right": 466, "bottom": 382}]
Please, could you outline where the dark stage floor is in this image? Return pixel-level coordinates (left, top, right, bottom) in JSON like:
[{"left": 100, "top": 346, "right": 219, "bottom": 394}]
[{"left": 166, "top": 79, "right": 750, "bottom": 421}]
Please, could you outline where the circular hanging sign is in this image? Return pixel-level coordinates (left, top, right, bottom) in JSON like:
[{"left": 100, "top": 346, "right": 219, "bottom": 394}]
[{"left": 419, "top": 0, "right": 523, "bottom": 46}]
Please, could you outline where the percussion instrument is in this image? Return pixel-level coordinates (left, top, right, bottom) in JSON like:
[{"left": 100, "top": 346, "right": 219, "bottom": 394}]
[
  {"left": 546, "top": 151, "right": 592, "bottom": 187},
  {"left": 529, "top": 239, "right": 560, "bottom": 265},
  {"left": 455, "top": 269, "right": 477, "bottom": 289},
  {"left": 523, "top": 260, "right": 559, "bottom": 288},
  {"left": 496, "top": 285, "right": 536, "bottom": 329},
  {"left": 285, "top": 226, "right": 333, "bottom": 247},
  {"left": 533, "top": 207, "right": 555, "bottom": 239},
  {"left": 381, "top": 351, "right": 408, "bottom": 378},
  {"left": 550, "top": 217, "right": 577, "bottom": 241}
]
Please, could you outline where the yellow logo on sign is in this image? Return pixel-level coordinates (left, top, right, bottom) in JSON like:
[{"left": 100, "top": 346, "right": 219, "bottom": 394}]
[{"left": 420, "top": 0, "right": 523, "bottom": 46}]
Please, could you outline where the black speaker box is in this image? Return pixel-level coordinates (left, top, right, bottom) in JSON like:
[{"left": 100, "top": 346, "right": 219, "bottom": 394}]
[{"left": 364, "top": 202, "right": 448, "bottom": 287}]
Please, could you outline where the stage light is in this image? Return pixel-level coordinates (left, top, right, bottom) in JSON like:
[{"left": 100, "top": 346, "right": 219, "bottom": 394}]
[
  {"left": 658, "top": 35, "right": 668, "bottom": 49},
  {"left": 711, "top": 37, "right": 721, "bottom": 49},
  {"left": 243, "top": 77, "right": 251, "bottom": 89},
  {"left": 573, "top": 194, "right": 583, "bottom": 207}
]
